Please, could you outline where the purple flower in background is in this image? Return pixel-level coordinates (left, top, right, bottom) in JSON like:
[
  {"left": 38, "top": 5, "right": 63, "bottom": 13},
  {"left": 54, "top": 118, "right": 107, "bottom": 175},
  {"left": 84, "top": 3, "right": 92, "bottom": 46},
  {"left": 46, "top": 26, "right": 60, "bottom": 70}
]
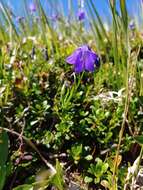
[
  {"left": 51, "top": 13, "right": 61, "bottom": 22},
  {"left": 66, "top": 45, "right": 100, "bottom": 73},
  {"left": 77, "top": 9, "right": 85, "bottom": 21},
  {"left": 29, "top": 2, "right": 36, "bottom": 12},
  {"left": 129, "top": 20, "right": 135, "bottom": 30},
  {"left": 16, "top": 16, "right": 25, "bottom": 22}
]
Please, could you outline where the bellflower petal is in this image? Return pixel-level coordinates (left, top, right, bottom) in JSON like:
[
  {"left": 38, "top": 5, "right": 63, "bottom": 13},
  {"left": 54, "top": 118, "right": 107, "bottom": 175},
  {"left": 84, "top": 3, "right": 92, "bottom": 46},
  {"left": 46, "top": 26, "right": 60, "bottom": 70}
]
[
  {"left": 29, "top": 3, "right": 36, "bottom": 12},
  {"left": 84, "top": 51, "right": 96, "bottom": 72},
  {"left": 77, "top": 10, "right": 85, "bottom": 21},
  {"left": 74, "top": 52, "right": 84, "bottom": 73},
  {"left": 66, "top": 45, "right": 100, "bottom": 73},
  {"left": 66, "top": 49, "right": 81, "bottom": 65}
]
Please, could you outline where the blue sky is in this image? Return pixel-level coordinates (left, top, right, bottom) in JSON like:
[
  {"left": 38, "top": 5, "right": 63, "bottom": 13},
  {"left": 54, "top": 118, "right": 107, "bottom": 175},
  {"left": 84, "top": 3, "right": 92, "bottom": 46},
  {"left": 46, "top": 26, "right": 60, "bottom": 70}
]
[{"left": 3, "top": 0, "right": 141, "bottom": 19}]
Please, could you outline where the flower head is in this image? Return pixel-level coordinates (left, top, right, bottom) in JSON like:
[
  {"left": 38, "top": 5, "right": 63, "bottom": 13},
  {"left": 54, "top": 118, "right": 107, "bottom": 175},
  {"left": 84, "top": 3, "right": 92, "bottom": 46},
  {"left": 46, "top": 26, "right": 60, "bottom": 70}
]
[
  {"left": 66, "top": 45, "right": 100, "bottom": 73},
  {"left": 16, "top": 16, "right": 25, "bottom": 22},
  {"left": 51, "top": 13, "right": 61, "bottom": 22},
  {"left": 129, "top": 20, "right": 135, "bottom": 30},
  {"left": 29, "top": 2, "right": 36, "bottom": 12},
  {"left": 77, "top": 9, "right": 85, "bottom": 21}
]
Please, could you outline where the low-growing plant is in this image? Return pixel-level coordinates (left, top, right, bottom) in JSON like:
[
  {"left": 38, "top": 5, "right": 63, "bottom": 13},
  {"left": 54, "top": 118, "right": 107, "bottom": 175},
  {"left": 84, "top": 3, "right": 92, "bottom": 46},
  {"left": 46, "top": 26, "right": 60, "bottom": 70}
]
[{"left": 0, "top": 0, "right": 143, "bottom": 189}]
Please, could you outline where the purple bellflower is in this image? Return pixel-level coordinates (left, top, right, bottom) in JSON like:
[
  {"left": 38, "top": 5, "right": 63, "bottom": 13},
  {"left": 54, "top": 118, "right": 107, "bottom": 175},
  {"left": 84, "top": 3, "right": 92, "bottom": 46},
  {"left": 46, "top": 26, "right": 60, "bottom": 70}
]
[
  {"left": 129, "top": 20, "right": 135, "bottom": 30},
  {"left": 66, "top": 45, "right": 100, "bottom": 73},
  {"left": 77, "top": 9, "right": 85, "bottom": 21},
  {"left": 51, "top": 13, "right": 61, "bottom": 22},
  {"left": 29, "top": 2, "right": 37, "bottom": 12},
  {"left": 16, "top": 16, "right": 25, "bottom": 22}
]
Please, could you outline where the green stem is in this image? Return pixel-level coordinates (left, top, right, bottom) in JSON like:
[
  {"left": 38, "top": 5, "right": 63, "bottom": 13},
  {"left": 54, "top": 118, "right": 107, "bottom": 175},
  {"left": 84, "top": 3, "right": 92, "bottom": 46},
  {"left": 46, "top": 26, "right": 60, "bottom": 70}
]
[
  {"left": 135, "top": 145, "right": 143, "bottom": 178},
  {"left": 112, "top": 52, "right": 130, "bottom": 186}
]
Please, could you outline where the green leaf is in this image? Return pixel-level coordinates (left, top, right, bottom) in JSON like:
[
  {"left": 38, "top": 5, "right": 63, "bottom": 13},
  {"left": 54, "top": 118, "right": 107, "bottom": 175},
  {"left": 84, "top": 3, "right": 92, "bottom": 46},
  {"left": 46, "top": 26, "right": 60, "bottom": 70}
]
[
  {"left": 120, "top": 0, "right": 128, "bottom": 32},
  {"left": 0, "top": 131, "right": 8, "bottom": 166},
  {"left": 12, "top": 184, "right": 33, "bottom": 190},
  {"left": 70, "top": 144, "right": 83, "bottom": 161},
  {"left": 102, "top": 163, "right": 109, "bottom": 173},
  {"left": 88, "top": 164, "right": 96, "bottom": 175},
  {"left": 0, "top": 165, "right": 6, "bottom": 190},
  {"left": 51, "top": 160, "right": 64, "bottom": 190},
  {"left": 85, "top": 155, "right": 93, "bottom": 161},
  {"left": 84, "top": 176, "right": 93, "bottom": 183},
  {"left": 88, "top": 0, "right": 110, "bottom": 43},
  {"left": 94, "top": 177, "right": 100, "bottom": 184},
  {"left": 88, "top": 158, "right": 108, "bottom": 179},
  {"left": 134, "top": 135, "right": 143, "bottom": 145},
  {"left": 0, "top": 131, "right": 8, "bottom": 190}
]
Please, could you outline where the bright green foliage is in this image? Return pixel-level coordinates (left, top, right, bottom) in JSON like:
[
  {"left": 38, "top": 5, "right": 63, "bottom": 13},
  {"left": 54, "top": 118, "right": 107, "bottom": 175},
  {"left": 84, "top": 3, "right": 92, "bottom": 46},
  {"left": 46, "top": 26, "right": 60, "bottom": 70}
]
[
  {"left": 88, "top": 158, "right": 109, "bottom": 184},
  {"left": 13, "top": 184, "right": 33, "bottom": 190},
  {"left": 134, "top": 135, "right": 143, "bottom": 145},
  {"left": 70, "top": 143, "right": 83, "bottom": 163},
  {"left": 0, "top": 131, "right": 8, "bottom": 166},
  {"left": 0, "top": 166, "right": 7, "bottom": 190},
  {"left": 50, "top": 160, "right": 65, "bottom": 190},
  {"left": 0, "top": 0, "right": 143, "bottom": 189}
]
